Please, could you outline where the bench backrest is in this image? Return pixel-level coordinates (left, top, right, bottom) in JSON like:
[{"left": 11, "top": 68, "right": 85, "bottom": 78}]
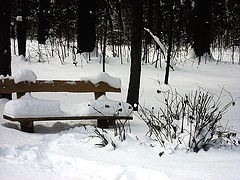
[{"left": 0, "top": 79, "right": 121, "bottom": 99}]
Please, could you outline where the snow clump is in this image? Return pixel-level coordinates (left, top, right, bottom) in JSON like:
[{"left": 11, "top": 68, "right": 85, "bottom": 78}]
[{"left": 14, "top": 69, "right": 37, "bottom": 84}]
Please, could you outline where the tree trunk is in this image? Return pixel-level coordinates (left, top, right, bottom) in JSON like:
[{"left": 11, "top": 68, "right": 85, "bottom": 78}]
[
  {"left": 146, "top": 0, "right": 153, "bottom": 45},
  {"left": 77, "top": 0, "right": 96, "bottom": 53},
  {"left": 0, "top": 0, "right": 12, "bottom": 99},
  {"left": 38, "top": 0, "right": 50, "bottom": 44},
  {"left": 127, "top": 0, "right": 143, "bottom": 110},
  {"left": 164, "top": 0, "right": 174, "bottom": 85},
  {"left": 116, "top": 0, "right": 124, "bottom": 32},
  {"left": 153, "top": 0, "right": 162, "bottom": 46},
  {"left": 102, "top": 12, "right": 107, "bottom": 72},
  {"left": 192, "top": 0, "right": 212, "bottom": 59},
  {"left": 16, "top": 0, "right": 27, "bottom": 57}
]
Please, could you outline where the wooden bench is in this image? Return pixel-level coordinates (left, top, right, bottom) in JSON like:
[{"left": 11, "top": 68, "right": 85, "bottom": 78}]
[{"left": 0, "top": 79, "right": 133, "bottom": 133}]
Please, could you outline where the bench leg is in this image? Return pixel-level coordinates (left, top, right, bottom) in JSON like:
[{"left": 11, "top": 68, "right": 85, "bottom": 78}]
[
  {"left": 94, "top": 92, "right": 106, "bottom": 100},
  {"left": 20, "top": 121, "right": 34, "bottom": 133},
  {"left": 97, "top": 119, "right": 116, "bottom": 128},
  {"left": 17, "top": 92, "right": 26, "bottom": 99},
  {"left": 97, "top": 119, "right": 109, "bottom": 128},
  {"left": 108, "top": 120, "right": 116, "bottom": 127}
]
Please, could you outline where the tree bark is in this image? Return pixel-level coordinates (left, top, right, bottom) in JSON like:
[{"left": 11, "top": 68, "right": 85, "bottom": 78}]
[
  {"left": 127, "top": 0, "right": 143, "bottom": 110},
  {"left": 0, "top": 0, "right": 12, "bottom": 99}
]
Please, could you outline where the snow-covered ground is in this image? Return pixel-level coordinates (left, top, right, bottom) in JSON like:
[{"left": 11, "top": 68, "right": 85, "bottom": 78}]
[{"left": 0, "top": 50, "right": 240, "bottom": 180}]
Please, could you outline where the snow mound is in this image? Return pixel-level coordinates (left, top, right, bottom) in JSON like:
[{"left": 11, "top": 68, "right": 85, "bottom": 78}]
[
  {"left": 4, "top": 93, "right": 65, "bottom": 118},
  {"left": 14, "top": 69, "right": 37, "bottom": 84},
  {"left": 81, "top": 72, "right": 121, "bottom": 88},
  {"left": 71, "top": 95, "right": 132, "bottom": 117}
]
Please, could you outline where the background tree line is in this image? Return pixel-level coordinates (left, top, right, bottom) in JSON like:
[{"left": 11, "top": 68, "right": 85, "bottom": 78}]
[
  {"left": 10, "top": 0, "right": 240, "bottom": 61},
  {"left": 1, "top": 0, "right": 239, "bottom": 107}
]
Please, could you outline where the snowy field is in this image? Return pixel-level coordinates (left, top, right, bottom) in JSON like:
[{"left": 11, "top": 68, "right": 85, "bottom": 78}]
[{"left": 0, "top": 49, "right": 240, "bottom": 180}]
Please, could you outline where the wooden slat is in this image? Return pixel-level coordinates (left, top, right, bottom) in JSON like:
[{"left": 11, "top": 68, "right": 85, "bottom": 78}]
[
  {"left": 3, "top": 115, "right": 133, "bottom": 122},
  {"left": 0, "top": 79, "right": 121, "bottom": 93}
]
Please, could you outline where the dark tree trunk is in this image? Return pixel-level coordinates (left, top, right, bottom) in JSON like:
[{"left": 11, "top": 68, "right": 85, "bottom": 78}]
[
  {"left": 77, "top": 0, "right": 96, "bottom": 53},
  {"left": 192, "top": 0, "right": 212, "bottom": 58},
  {"left": 164, "top": 0, "right": 174, "bottom": 85},
  {"left": 146, "top": 0, "right": 153, "bottom": 45},
  {"left": 102, "top": 11, "right": 107, "bottom": 72},
  {"left": 105, "top": 0, "right": 115, "bottom": 56},
  {"left": 0, "top": 0, "right": 12, "bottom": 99},
  {"left": 185, "top": 0, "right": 193, "bottom": 45},
  {"left": 116, "top": 0, "right": 124, "bottom": 32},
  {"left": 153, "top": 0, "right": 162, "bottom": 43},
  {"left": 144, "top": 0, "right": 153, "bottom": 64},
  {"left": 38, "top": 0, "right": 50, "bottom": 44},
  {"left": 16, "top": 0, "right": 27, "bottom": 57},
  {"left": 127, "top": 0, "right": 143, "bottom": 110}
]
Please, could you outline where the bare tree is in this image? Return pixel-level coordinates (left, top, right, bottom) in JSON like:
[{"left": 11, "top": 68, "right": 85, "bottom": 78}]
[{"left": 0, "top": 0, "right": 12, "bottom": 99}]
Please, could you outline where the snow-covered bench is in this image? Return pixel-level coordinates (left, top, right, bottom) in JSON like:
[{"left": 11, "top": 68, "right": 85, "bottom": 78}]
[{"left": 0, "top": 72, "right": 133, "bottom": 133}]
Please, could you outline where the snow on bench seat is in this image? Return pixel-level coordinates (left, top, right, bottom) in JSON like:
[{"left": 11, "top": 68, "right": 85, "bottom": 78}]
[
  {"left": 3, "top": 94, "right": 133, "bottom": 133},
  {"left": 4, "top": 94, "right": 132, "bottom": 118},
  {"left": 4, "top": 93, "right": 66, "bottom": 118}
]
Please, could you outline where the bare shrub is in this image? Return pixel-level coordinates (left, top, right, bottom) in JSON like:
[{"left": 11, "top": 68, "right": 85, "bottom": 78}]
[
  {"left": 93, "top": 129, "right": 117, "bottom": 149},
  {"left": 139, "top": 87, "right": 239, "bottom": 152},
  {"left": 114, "top": 119, "right": 131, "bottom": 142}
]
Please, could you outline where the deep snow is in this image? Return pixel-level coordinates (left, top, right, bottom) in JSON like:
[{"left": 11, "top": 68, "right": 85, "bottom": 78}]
[{"left": 0, "top": 50, "right": 240, "bottom": 180}]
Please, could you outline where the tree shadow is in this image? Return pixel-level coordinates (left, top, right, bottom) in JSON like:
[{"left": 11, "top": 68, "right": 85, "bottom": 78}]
[
  {"left": 2, "top": 122, "right": 20, "bottom": 130},
  {"left": 2, "top": 121, "right": 96, "bottom": 134}
]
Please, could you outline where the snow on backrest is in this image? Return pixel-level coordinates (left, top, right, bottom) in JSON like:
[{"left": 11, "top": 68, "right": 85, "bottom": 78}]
[
  {"left": 14, "top": 70, "right": 37, "bottom": 84},
  {"left": 81, "top": 72, "right": 121, "bottom": 89}
]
